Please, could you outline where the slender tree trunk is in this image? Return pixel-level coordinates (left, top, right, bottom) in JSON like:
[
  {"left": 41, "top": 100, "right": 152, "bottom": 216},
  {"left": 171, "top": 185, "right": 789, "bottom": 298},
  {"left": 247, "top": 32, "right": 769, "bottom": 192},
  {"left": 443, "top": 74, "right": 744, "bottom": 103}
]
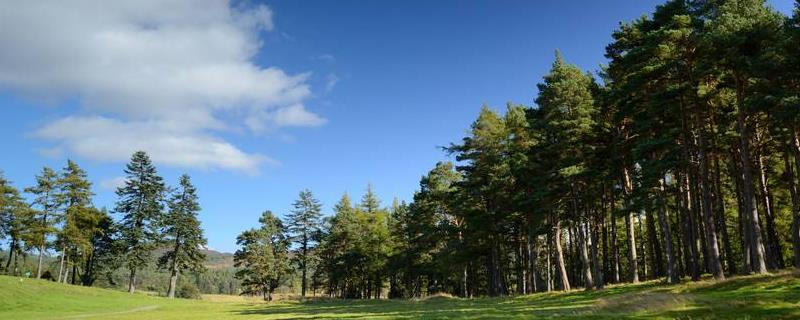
[
  {"left": 577, "top": 221, "right": 594, "bottom": 290},
  {"left": 645, "top": 208, "right": 663, "bottom": 277},
  {"left": 754, "top": 137, "right": 783, "bottom": 269},
  {"left": 168, "top": 265, "right": 179, "bottom": 298},
  {"left": 711, "top": 114, "right": 736, "bottom": 275},
  {"left": 517, "top": 230, "right": 526, "bottom": 294},
  {"left": 5, "top": 239, "right": 15, "bottom": 271},
  {"left": 531, "top": 234, "right": 540, "bottom": 292},
  {"left": 658, "top": 178, "right": 679, "bottom": 284},
  {"left": 638, "top": 216, "right": 648, "bottom": 278},
  {"left": 590, "top": 215, "right": 603, "bottom": 289},
  {"left": 734, "top": 78, "right": 768, "bottom": 274},
  {"left": 623, "top": 168, "right": 639, "bottom": 283},
  {"left": 731, "top": 147, "right": 753, "bottom": 274},
  {"left": 128, "top": 268, "right": 137, "bottom": 293},
  {"left": 789, "top": 131, "right": 800, "bottom": 268},
  {"left": 680, "top": 172, "right": 700, "bottom": 281},
  {"left": 57, "top": 245, "right": 65, "bottom": 283},
  {"left": 36, "top": 244, "right": 45, "bottom": 279},
  {"left": 62, "top": 256, "right": 70, "bottom": 284},
  {"left": 610, "top": 201, "right": 620, "bottom": 283},
  {"left": 626, "top": 212, "right": 639, "bottom": 283},
  {"left": 698, "top": 123, "right": 725, "bottom": 280},
  {"left": 546, "top": 232, "right": 553, "bottom": 292},
  {"left": 602, "top": 197, "right": 610, "bottom": 284},
  {"left": 713, "top": 153, "right": 736, "bottom": 274},
  {"left": 553, "top": 219, "right": 570, "bottom": 291}
]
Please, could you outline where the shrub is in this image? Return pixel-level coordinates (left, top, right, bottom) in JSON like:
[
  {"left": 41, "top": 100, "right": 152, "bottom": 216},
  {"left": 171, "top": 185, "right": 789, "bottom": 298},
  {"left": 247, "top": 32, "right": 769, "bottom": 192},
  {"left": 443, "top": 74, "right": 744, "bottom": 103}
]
[{"left": 177, "top": 281, "right": 202, "bottom": 299}]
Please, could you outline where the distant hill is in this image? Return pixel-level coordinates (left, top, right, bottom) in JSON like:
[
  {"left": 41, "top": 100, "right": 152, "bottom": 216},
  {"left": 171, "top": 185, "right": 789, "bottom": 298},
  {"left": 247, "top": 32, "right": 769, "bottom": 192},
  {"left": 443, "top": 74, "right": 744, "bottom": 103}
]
[{"left": 201, "top": 248, "right": 234, "bottom": 269}]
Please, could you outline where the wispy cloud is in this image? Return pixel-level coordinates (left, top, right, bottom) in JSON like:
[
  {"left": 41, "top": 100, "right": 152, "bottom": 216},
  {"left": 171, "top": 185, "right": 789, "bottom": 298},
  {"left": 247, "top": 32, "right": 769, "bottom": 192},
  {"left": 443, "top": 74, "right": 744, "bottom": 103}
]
[
  {"left": 0, "top": 1, "right": 325, "bottom": 173},
  {"left": 312, "top": 54, "right": 336, "bottom": 63},
  {"left": 325, "top": 74, "right": 340, "bottom": 93}
]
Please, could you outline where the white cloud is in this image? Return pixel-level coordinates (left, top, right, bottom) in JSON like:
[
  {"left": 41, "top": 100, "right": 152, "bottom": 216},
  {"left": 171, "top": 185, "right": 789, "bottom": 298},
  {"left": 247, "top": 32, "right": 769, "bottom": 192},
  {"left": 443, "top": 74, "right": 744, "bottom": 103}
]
[
  {"left": 0, "top": 0, "right": 324, "bottom": 173},
  {"left": 99, "top": 176, "right": 128, "bottom": 191},
  {"left": 35, "top": 116, "right": 274, "bottom": 174}
]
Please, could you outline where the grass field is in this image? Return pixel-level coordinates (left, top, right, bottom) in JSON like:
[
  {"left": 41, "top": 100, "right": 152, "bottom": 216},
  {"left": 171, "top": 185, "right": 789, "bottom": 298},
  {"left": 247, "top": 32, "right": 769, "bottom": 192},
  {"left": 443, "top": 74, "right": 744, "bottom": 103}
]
[{"left": 1, "top": 271, "right": 799, "bottom": 319}]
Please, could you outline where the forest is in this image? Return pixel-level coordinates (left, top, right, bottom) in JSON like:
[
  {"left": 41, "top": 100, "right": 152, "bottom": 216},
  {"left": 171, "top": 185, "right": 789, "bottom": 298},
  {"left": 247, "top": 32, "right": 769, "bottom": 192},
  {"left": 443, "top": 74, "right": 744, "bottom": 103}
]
[{"left": 2, "top": 0, "right": 800, "bottom": 306}]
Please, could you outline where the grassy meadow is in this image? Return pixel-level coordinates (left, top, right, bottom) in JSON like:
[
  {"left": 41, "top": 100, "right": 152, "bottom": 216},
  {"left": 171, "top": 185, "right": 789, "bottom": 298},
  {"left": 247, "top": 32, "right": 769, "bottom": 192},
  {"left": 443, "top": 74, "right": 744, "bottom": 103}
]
[{"left": 1, "top": 271, "right": 799, "bottom": 319}]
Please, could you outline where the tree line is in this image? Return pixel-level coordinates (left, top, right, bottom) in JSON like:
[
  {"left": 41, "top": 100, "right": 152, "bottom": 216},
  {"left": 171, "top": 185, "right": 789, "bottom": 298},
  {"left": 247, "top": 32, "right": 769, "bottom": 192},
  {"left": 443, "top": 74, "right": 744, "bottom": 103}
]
[
  {"left": 0, "top": 151, "right": 207, "bottom": 298},
  {"left": 233, "top": 0, "right": 800, "bottom": 300}
]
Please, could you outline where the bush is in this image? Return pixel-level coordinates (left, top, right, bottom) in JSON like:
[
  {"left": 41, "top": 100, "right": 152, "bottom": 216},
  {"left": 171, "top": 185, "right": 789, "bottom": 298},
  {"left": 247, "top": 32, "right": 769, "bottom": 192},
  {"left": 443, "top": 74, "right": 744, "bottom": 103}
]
[{"left": 177, "top": 281, "right": 202, "bottom": 299}]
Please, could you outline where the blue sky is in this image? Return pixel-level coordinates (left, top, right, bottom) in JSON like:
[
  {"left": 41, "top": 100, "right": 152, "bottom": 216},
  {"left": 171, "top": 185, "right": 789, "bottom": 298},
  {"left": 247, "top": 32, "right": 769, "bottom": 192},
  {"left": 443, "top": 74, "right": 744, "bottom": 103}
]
[{"left": 0, "top": 0, "right": 794, "bottom": 252}]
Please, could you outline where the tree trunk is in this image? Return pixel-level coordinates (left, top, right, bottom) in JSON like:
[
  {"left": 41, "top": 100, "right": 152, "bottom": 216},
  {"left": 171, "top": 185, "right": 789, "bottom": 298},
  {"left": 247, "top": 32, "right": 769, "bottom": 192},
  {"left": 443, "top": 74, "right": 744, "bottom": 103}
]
[
  {"left": 645, "top": 208, "right": 663, "bottom": 277},
  {"left": 638, "top": 215, "right": 648, "bottom": 278},
  {"left": 755, "top": 138, "right": 783, "bottom": 269},
  {"left": 789, "top": 130, "right": 800, "bottom": 268},
  {"left": 546, "top": 233, "right": 553, "bottom": 292},
  {"left": 734, "top": 80, "right": 768, "bottom": 274},
  {"left": 167, "top": 266, "right": 178, "bottom": 298},
  {"left": 711, "top": 115, "right": 736, "bottom": 275},
  {"left": 36, "top": 244, "right": 45, "bottom": 279},
  {"left": 730, "top": 147, "right": 752, "bottom": 274},
  {"left": 553, "top": 219, "right": 570, "bottom": 291},
  {"left": 590, "top": 216, "right": 603, "bottom": 289},
  {"left": 128, "top": 268, "right": 137, "bottom": 293},
  {"left": 713, "top": 152, "right": 736, "bottom": 274},
  {"left": 680, "top": 172, "right": 700, "bottom": 281},
  {"left": 658, "top": 178, "right": 680, "bottom": 284},
  {"left": 698, "top": 123, "right": 725, "bottom": 280},
  {"left": 623, "top": 167, "right": 639, "bottom": 283},
  {"left": 530, "top": 234, "right": 540, "bottom": 292},
  {"left": 610, "top": 203, "right": 620, "bottom": 283},
  {"left": 57, "top": 245, "right": 65, "bottom": 283},
  {"left": 577, "top": 221, "right": 594, "bottom": 290},
  {"left": 5, "top": 239, "right": 15, "bottom": 271}
]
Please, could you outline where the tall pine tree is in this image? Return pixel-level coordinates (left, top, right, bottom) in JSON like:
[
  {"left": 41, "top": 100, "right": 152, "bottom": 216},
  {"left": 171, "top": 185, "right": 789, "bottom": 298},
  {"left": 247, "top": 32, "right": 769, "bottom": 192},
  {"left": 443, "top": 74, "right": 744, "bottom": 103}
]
[
  {"left": 159, "top": 174, "right": 207, "bottom": 298},
  {"left": 285, "top": 189, "right": 322, "bottom": 298},
  {"left": 115, "top": 151, "right": 166, "bottom": 293},
  {"left": 25, "top": 167, "right": 62, "bottom": 279}
]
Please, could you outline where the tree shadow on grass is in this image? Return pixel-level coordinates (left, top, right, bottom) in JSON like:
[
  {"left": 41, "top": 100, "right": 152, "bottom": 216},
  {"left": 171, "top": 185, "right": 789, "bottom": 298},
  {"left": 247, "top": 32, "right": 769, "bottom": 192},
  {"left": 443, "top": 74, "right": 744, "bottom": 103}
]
[
  {"left": 231, "top": 273, "right": 800, "bottom": 319},
  {"left": 231, "top": 282, "right": 665, "bottom": 319}
]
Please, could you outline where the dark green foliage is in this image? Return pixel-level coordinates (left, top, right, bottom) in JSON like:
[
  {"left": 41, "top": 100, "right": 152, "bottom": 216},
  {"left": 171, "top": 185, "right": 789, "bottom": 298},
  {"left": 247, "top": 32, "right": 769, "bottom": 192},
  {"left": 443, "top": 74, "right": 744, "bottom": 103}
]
[
  {"left": 159, "top": 174, "right": 207, "bottom": 298},
  {"left": 234, "top": 211, "right": 290, "bottom": 301},
  {"left": 115, "top": 151, "right": 166, "bottom": 293},
  {"left": 284, "top": 189, "right": 322, "bottom": 298}
]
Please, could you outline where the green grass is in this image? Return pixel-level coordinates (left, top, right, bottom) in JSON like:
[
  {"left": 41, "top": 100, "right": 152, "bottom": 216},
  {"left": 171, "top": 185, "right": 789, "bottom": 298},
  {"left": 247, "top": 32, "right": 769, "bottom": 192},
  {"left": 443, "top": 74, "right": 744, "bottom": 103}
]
[{"left": 2, "top": 271, "right": 799, "bottom": 319}]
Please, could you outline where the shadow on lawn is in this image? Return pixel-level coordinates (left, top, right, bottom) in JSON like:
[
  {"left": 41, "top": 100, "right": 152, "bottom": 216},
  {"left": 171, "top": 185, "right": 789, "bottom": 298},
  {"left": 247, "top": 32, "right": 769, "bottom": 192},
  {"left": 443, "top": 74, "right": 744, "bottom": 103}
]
[
  {"left": 232, "top": 281, "right": 657, "bottom": 319},
  {"left": 232, "top": 272, "right": 800, "bottom": 319}
]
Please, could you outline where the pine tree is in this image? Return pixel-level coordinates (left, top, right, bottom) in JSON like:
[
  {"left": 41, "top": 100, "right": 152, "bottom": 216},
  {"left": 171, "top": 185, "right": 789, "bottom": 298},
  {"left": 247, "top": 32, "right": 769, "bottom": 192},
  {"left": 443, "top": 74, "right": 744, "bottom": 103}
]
[
  {"left": 159, "top": 174, "right": 207, "bottom": 298},
  {"left": 115, "top": 151, "right": 166, "bottom": 293},
  {"left": 234, "top": 211, "right": 290, "bottom": 301},
  {"left": 706, "top": 0, "right": 784, "bottom": 274},
  {"left": 534, "top": 51, "right": 598, "bottom": 289},
  {"left": 285, "top": 189, "right": 322, "bottom": 298},
  {"left": 25, "top": 167, "right": 62, "bottom": 279},
  {"left": 360, "top": 184, "right": 381, "bottom": 214},
  {"left": 56, "top": 160, "right": 97, "bottom": 284},
  {"left": 0, "top": 171, "right": 34, "bottom": 275}
]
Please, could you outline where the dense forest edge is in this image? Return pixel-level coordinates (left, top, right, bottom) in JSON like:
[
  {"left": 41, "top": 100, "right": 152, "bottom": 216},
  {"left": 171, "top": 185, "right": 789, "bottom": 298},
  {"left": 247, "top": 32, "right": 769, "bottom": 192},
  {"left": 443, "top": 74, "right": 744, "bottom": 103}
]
[{"left": 2, "top": 1, "right": 800, "bottom": 316}]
